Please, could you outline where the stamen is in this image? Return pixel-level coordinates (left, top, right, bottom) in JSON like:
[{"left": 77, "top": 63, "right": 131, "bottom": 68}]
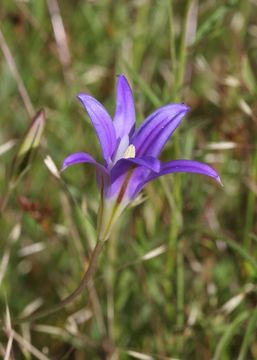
[{"left": 123, "top": 144, "right": 136, "bottom": 159}]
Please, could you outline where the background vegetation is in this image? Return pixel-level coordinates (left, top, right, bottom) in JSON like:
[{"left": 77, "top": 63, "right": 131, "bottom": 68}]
[{"left": 0, "top": 0, "right": 257, "bottom": 358}]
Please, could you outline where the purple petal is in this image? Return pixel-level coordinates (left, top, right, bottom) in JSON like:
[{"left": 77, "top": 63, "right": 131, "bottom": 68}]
[
  {"left": 77, "top": 94, "right": 117, "bottom": 163},
  {"left": 62, "top": 152, "right": 108, "bottom": 176},
  {"left": 156, "top": 160, "right": 221, "bottom": 182},
  {"left": 105, "top": 156, "right": 160, "bottom": 199},
  {"left": 123, "top": 157, "right": 160, "bottom": 173},
  {"left": 112, "top": 156, "right": 161, "bottom": 180},
  {"left": 113, "top": 75, "right": 136, "bottom": 139},
  {"left": 132, "top": 104, "right": 189, "bottom": 157},
  {"left": 133, "top": 159, "right": 222, "bottom": 196}
]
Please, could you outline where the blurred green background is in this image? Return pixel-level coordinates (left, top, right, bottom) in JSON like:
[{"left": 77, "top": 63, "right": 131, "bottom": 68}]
[{"left": 0, "top": 0, "right": 257, "bottom": 359}]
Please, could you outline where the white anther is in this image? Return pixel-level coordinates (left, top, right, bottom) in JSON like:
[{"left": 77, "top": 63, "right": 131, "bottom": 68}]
[{"left": 123, "top": 144, "right": 136, "bottom": 159}]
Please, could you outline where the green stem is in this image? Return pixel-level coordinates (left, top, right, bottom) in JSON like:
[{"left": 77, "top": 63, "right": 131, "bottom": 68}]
[
  {"left": 164, "top": 0, "right": 192, "bottom": 343},
  {"left": 238, "top": 306, "right": 257, "bottom": 360},
  {"left": 243, "top": 146, "right": 257, "bottom": 249},
  {"left": 213, "top": 312, "right": 249, "bottom": 360},
  {"left": 14, "top": 239, "right": 105, "bottom": 324},
  {"left": 174, "top": 0, "right": 191, "bottom": 101},
  {"left": 176, "top": 242, "right": 184, "bottom": 328},
  {"left": 167, "top": 0, "right": 177, "bottom": 80}
]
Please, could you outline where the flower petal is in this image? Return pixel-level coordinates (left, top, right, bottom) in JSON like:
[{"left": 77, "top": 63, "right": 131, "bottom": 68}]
[
  {"left": 132, "top": 104, "right": 189, "bottom": 157},
  {"left": 113, "top": 75, "right": 136, "bottom": 139},
  {"left": 61, "top": 152, "right": 108, "bottom": 176},
  {"left": 77, "top": 94, "right": 116, "bottom": 163},
  {"left": 157, "top": 160, "right": 221, "bottom": 182},
  {"left": 112, "top": 156, "right": 160, "bottom": 180},
  {"left": 105, "top": 156, "right": 160, "bottom": 199},
  {"left": 133, "top": 159, "right": 222, "bottom": 196}
]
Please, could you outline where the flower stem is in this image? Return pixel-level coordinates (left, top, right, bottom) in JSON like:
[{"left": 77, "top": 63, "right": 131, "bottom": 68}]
[{"left": 16, "top": 239, "right": 105, "bottom": 324}]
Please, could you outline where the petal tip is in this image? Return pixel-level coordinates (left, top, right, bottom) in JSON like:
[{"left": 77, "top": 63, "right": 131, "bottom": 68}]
[
  {"left": 61, "top": 160, "right": 69, "bottom": 172},
  {"left": 116, "top": 73, "right": 127, "bottom": 81},
  {"left": 164, "top": 103, "right": 190, "bottom": 115},
  {"left": 77, "top": 93, "right": 89, "bottom": 102},
  {"left": 181, "top": 103, "right": 191, "bottom": 112},
  {"left": 116, "top": 74, "right": 132, "bottom": 90}
]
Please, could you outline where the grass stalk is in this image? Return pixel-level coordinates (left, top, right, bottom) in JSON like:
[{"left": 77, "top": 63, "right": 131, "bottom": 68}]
[
  {"left": 176, "top": 241, "right": 184, "bottom": 329},
  {"left": 0, "top": 28, "right": 34, "bottom": 118},
  {"left": 237, "top": 306, "right": 257, "bottom": 360},
  {"left": 243, "top": 147, "right": 257, "bottom": 249},
  {"left": 174, "top": 0, "right": 191, "bottom": 101},
  {"left": 213, "top": 312, "right": 249, "bottom": 360},
  {"left": 165, "top": 1, "right": 192, "bottom": 332},
  {"left": 167, "top": 0, "right": 177, "bottom": 81}
]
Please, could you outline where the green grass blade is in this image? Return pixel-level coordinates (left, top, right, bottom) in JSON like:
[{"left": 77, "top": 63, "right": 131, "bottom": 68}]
[
  {"left": 237, "top": 306, "right": 257, "bottom": 360},
  {"left": 213, "top": 312, "right": 249, "bottom": 360}
]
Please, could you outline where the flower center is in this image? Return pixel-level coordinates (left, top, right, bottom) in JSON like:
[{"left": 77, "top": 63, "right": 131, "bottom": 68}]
[
  {"left": 123, "top": 144, "right": 136, "bottom": 159},
  {"left": 112, "top": 136, "right": 136, "bottom": 165}
]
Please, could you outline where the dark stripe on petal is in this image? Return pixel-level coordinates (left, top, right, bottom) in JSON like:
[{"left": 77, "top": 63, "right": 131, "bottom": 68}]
[
  {"left": 113, "top": 75, "right": 136, "bottom": 140},
  {"left": 132, "top": 104, "right": 189, "bottom": 157},
  {"left": 132, "top": 159, "right": 222, "bottom": 197}
]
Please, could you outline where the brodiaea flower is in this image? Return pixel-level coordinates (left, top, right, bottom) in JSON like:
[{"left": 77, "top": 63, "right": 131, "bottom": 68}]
[{"left": 62, "top": 75, "right": 221, "bottom": 241}]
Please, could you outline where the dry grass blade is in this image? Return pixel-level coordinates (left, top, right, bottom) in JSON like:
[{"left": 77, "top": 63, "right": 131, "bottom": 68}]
[
  {"left": 12, "top": 331, "right": 51, "bottom": 360},
  {"left": 19, "top": 298, "right": 44, "bottom": 319},
  {"left": 0, "top": 28, "right": 34, "bottom": 117},
  {"left": 185, "top": 0, "right": 198, "bottom": 47},
  {"left": 9, "top": 224, "right": 22, "bottom": 244},
  {"left": 205, "top": 141, "right": 238, "bottom": 150},
  {"left": 0, "top": 140, "right": 17, "bottom": 157},
  {"left": 0, "top": 344, "right": 6, "bottom": 358},
  {"left": 141, "top": 244, "right": 167, "bottom": 261},
  {"left": 66, "top": 308, "right": 93, "bottom": 332},
  {"left": 0, "top": 249, "right": 10, "bottom": 288},
  {"left": 122, "top": 349, "right": 180, "bottom": 360},
  {"left": 47, "top": 0, "right": 72, "bottom": 81},
  {"left": 3, "top": 303, "right": 14, "bottom": 360},
  {"left": 32, "top": 324, "right": 68, "bottom": 338},
  {"left": 107, "top": 243, "right": 168, "bottom": 276},
  {"left": 221, "top": 293, "right": 245, "bottom": 315},
  {"left": 0, "top": 224, "right": 21, "bottom": 287},
  {"left": 4, "top": 302, "right": 12, "bottom": 332},
  {"left": 18, "top": 242, "right": 45, "bottom": 257},
  {"left": 125, "top": 350, "right": 154, "bottom": 360},
  {"left": 4, "top": 331, "right": 14, "bottom": 360},
  {"left": 221, "top": 284, "right": 255, "bottom": 315}
]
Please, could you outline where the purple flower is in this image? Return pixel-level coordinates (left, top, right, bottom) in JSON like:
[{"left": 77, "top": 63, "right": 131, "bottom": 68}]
[{"left": 62, "top": 75, "right": 221, "bottom": 240}]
